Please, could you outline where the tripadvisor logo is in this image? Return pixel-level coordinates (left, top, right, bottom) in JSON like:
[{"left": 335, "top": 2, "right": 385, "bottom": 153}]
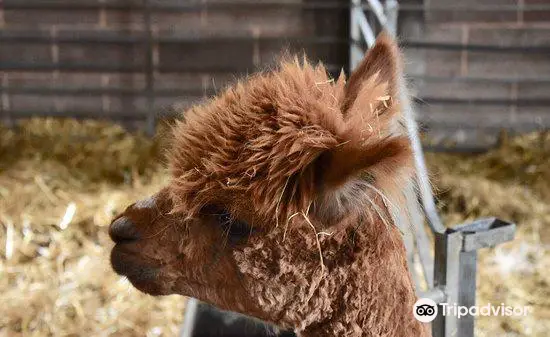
[
  {"left": 413, "top": 298, "right": 438, "bottom": 323},
  {"left": 413, "top": 298, "right": 531, "bottom": 323},
  {"left": 440, "top": 303, "right": 530, "bottom": 318}
]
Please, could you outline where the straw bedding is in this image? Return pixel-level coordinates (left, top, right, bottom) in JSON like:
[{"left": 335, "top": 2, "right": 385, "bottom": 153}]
[
  {"left": 0, "top": 119, "right": 184, "bottom": 337},
  {"left": 427, "top": 131, "right": 550, "bottom": 337},
  {"left": 1, "top": 119, "right": 548, "bottom": 336}
]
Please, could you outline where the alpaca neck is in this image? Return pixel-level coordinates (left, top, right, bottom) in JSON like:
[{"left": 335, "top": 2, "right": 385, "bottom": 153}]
[{"left": 298, "top": 199, "right": 428, "bottom": 337}]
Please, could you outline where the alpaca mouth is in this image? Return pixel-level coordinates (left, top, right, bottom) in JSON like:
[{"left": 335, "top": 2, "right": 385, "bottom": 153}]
[{"left": 110, "top": 245, "right": 164, "bottom": 295}]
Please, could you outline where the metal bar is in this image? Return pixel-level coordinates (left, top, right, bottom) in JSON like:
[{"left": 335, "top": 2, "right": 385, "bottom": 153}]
[
  {"left": 352, "top": 2, "right": 376, "bottom": 47},
  {"left": 384, "top": 0, "right": 399, "bottom": 36},
  {"left": 347, "top": 0, "right": 361, "bottom": 69},
  {"left": 457, "top": 218, "right": 517, "bottom": 252},
  {"left": 408, "top": 246, "right": 422, "bottom": 290},
  {"left": 453, "top": 218, "right": 509, "bottom": 232},
  {"left": 398, "top": 78, "right": 446, "bottom": 234},
  {"left": 419, "top": 288, "right": 446, "bottom": 304},
  {"left": 407, "top": 193, "right": 434, "bottom": 288},
  {"left": 402, "top": 76, "right": 442, "bottom": 280},
  {"left": 413, "top": 217, "right": 435, "bottom": 288},
  {"left": 366, "top": 0, "right": 388, "bottom": 27},
  {"left": 457, "top": 250, "right": 477, "bottom": 336},
  {"left": 410, "top": 252, "right": 424, "bottom": 291},
  {"left": 395, "top": 186, "right": 420, "bottom": 289},
  {"left": 432, "top": 230, "right": 462, "bottom": 337},
  {"left": 400, "top": 181, "right": 429, "bottom": 290}
]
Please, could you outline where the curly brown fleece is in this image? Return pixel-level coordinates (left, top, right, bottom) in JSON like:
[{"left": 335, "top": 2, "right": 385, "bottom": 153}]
[{"left": 109, "top": 33, "right": 430, "bottom": 337}]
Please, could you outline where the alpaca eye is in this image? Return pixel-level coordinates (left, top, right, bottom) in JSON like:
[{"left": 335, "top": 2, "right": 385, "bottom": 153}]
[
  {"left": 224, "top": 218, "right": 251, "bottom": 238},
  {"left": 216, "top": 210, "right": 251, "bottom": 239},
  {"left": 216, "top": 210, "right": 232, "bottom": 225},
  {"left": 201, "top": 205, "right": 252, "bottom": 242}
]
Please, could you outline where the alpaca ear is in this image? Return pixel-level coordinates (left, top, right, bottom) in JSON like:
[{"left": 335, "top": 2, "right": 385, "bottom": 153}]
[
  {"left": 341, "top": 32, "right": 401, "bottom": 114},
  {"left": 319, "top": 32, "right": 411, "bottom": 191}
]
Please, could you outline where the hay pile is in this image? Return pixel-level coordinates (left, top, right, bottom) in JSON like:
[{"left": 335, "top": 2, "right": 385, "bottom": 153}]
[
  {"left": 0, "top": 119, "right": 548, "bottom": 336},
  {"left": 0, "top": 119, "right": 184, "bottom": 337}
]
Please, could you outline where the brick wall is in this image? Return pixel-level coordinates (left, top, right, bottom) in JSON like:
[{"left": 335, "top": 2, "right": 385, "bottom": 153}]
[
  {"left": 0, "top": 0, "right": 548, "bottom": 150},
  {"left": 403, "top": 0, "right": 550, "bottom": 149},
  {"left": 0, "top": 0, "right": 348, "bottom": 129}
]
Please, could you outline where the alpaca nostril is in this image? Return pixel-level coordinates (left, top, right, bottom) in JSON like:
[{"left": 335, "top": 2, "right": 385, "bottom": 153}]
[{"left": 109, "top": 217, "right": 140, "bottom": 243}]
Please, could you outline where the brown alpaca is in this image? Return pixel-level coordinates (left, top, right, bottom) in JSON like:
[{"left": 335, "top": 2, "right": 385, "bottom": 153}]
[{"left": 109, "top": 33, "right": 430, "bottom": 337}]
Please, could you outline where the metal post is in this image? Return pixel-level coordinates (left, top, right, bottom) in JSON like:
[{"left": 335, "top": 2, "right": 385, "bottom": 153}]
[
  {"left": 366, "top": 0, "right": 387, "bottom": 27},
  {"left": 143, "top": 0, "right": 156, "bottom": 137},
  {"left": 433, "top": 239, "right": 478, "bottom": 337},
  {"left": 452, "top": 218, "right": 515, "bottom": 337},
  {"left": 398, "top": 76, "right": 446, "bottom": 234},
  {"left": 350, "top": 0, "right": 364, "bottom": 70},
  {"left": 432, "top": 229, "right": 461, "bottom": 337},
  {"left": 384, "top": 0, "right": 399, "bottom": 36},
  {"left": 457, "top": 250, "right": 477, "bottom": 336},
  {"left": 432, "top": 219, "right": 515, "bottom": 337}
]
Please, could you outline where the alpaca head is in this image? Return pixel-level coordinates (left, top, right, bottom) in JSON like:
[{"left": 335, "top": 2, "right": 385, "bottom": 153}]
[{"left": 109, "top": 33, "right": 421, "bottom": 335}]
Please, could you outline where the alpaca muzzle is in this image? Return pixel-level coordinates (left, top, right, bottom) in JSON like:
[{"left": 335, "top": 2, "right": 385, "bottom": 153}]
[
  {"left": 108, "top": 213, "right": 165, "bottom": 295},
  {"left": 109, "top": 216, "right": 141, "bottom": 243},
  {"left": 110, "top": 248, "right": 164, "bottom": 295}
]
